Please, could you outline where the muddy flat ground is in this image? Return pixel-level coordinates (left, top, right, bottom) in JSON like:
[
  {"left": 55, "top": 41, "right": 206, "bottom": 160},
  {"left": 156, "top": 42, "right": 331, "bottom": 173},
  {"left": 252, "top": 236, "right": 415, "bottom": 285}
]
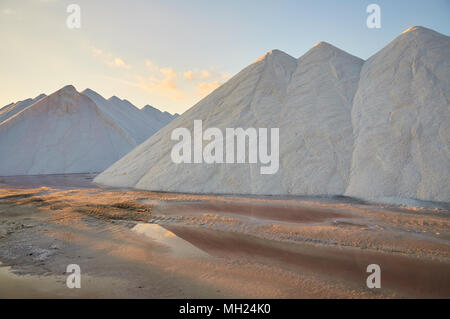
[{"left": 0, "top": 174, "right": 449, "bottom": 298}]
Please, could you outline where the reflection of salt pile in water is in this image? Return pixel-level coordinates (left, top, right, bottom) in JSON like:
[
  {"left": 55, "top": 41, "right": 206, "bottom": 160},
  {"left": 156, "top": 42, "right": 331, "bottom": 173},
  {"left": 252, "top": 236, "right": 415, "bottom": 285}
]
[
  {"left": 93, "top": 26, "right": 450, "bottom": 203},
  {"left": 0, "top": 86, "right": 176, "bottom": 176},
  {"left": 132, "top": 223, "right": 208, "bottom": 258}
]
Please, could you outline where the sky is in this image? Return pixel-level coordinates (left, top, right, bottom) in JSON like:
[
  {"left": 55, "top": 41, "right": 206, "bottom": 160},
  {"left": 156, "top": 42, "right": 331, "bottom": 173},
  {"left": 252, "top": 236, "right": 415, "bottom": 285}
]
[{"left": 1, "top": 0, "right": 449, "bottom": 114}]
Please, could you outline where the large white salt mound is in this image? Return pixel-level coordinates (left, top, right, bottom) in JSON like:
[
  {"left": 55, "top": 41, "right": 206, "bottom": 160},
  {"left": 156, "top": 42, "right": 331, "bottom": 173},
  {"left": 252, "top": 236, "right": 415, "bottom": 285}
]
[
  {"left": 281, "top": 42, "right": 363, "bottom": 194},
  {"left": 94, "top": 46, "right": 364, "bottom": 195},
  {"left": 345, "top": 26, "right": 450, "bottom": 202},
  {"left": 0, "top": 85, "right": 135, "bottom": 176}
]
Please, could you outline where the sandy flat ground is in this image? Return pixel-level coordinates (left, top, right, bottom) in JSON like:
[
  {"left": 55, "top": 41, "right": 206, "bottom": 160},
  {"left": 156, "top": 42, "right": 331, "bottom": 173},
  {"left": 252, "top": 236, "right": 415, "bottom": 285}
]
[{"left": 0, "top": 174, "right": 449, "bottom": 298}]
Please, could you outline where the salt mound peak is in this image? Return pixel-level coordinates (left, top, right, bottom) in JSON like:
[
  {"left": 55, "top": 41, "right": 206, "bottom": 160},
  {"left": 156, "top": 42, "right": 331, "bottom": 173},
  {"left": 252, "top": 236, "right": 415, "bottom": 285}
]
[
  {"left": 81, "top": 88, "right": 100, "bottom": 97},
  {"left": 402, "top": 25, "right": 435, "bottom": 34},
  {"left": 303, "top": 41, "right": 361, "bottom": 61},
  {"left": 58, "top": 84, "right": 78, "bottom": 95},
  {"left": 108, "top": 95, "right": 122, "bottom": 103},
  {"left": 253, "top": 49, "right": 294, "bottom": 64},
  {"left": 143, "top": 104, "right": 157, "bottom": 111},
  {"left": 387, "top": 25, "right": 448, "bottom": 50},
  {"left": 312, "top": 41, "right": 332, "bottom": 48}
]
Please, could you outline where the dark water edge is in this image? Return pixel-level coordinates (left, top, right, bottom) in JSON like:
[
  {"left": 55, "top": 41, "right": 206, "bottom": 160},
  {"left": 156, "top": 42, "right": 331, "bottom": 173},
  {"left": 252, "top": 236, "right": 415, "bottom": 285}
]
[
  {"left": 0, "top": 173, "right": 99, "bottom": 189},
  {"left": 0, "top": 173, "right": 448, "bottom": 211}
]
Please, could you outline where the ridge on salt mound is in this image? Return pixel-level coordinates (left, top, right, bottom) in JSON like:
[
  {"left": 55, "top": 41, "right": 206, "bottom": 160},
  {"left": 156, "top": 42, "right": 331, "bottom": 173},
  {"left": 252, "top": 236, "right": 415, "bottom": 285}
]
[
  {"left": 0, "top": 85, "right": 135, "bottom": 176},
  {"left": 280, "top": 41, "right": 363, "bottom": 195},
  {"left": 82, "top": 89, "right": 174, "bottom": 145},
  {"left": 141, "top": 105, "right": 178, "bottom": 123},
  {"left": 0, "top": 93, "right": 46, "bottom": 125},
  {"left": 345, "top": 26, "right": 450, "bottom": 202},
  {"left": 94, "top": 44, "right": 364, "bottom": 196}
]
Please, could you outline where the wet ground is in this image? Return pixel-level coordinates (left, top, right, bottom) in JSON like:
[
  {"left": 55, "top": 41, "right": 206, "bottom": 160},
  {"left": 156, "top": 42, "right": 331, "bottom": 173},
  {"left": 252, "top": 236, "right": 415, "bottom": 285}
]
[{"left": 0, "top": 174, "right": 449, "bottom": 298}]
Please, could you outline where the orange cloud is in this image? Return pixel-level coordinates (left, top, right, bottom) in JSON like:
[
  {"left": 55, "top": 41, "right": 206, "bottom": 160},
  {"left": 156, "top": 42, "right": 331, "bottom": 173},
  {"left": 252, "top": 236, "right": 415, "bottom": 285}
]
[
  {"left": 138, "top": 67, "right": 184, "bottom": 101},
  {"left": 92, "top": 47, "right": 130, "bottom": 69},
  {"left": 183, "top": 70, "right": 195, "bottom": 81},
  {"left": 200, "top": 70, "right": 211, "bottom": 79},
  {"left": 140, "top": 59, "right": 232, "bottom": 102}
]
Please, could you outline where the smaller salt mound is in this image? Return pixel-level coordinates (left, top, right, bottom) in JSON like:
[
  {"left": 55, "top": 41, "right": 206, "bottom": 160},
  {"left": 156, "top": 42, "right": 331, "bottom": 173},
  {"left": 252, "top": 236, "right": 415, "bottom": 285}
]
[
  {"left": 0, "top": 85, "right": 135, "bottom": 176},
  {"left": 0, "top": 93, "right": 46, "bottom": 125},
  {"left": 141, "top": 105, "right": 178, "bottom": 124},
  {"left": 82, "top": 89, "right": 174, "bottom": 145}
]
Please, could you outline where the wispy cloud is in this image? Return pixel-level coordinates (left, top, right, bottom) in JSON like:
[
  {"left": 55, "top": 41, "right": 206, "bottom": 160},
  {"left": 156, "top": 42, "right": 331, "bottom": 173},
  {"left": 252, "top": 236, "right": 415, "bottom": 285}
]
[
  {"left": 183, "top": 70, "right": 195, "bottom": 81},
  {"left": 94, "top": 54, "right": 230, "bottom": 104},
  {"left": 92, "top": 47, "right": 130, "bottom": 69},
  {"left": 138, "top": 67, "right": 185, "bottom": 101},
  {"left": 182, "top": 69, "right": 228, "bottom": 82}
]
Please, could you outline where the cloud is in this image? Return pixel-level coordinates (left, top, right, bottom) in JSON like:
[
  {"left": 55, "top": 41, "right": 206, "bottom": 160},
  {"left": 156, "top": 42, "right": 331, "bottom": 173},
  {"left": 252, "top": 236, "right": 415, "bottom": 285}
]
[
  {"left": 113, "top": 58, "right": 127, "bottom": 68},
  {"left": 160, "top": 67, "right": 177, "bottom": 79},
  {"left": 138, "top": 67, "right": 185, "bottom": 101},
  {"left": 183, "top": 69, "right": 229, "bottom": 82},
  {"left": 200, "top": 70, "right": 211, "bottom": 79},
  {"left": 145, "top": 59, "right": 159, "bottom": 72},
  {"left": 183, "top": 70, "right": 195, "bottom": 81},
  {"left": 103, "top": 55, "right": 231, "bottom": 104},
  {"left": 92, "top": 47, "right": 130, "bottom": 69}
]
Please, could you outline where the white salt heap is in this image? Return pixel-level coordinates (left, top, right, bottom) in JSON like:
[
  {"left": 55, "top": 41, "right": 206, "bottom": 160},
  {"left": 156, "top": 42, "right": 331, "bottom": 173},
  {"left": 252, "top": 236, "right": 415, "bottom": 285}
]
[
  {"left": 95, "top": 26, "right": 449, "bottom": 203},
  {"left": 0, "top": 86, "right": 175, "bottom": 176},
  {"left": 94, "top": 45, "right": 364, "bottom": 195},
  {"left": 345, "top": 26, "right": 450, "bottom": 202}
]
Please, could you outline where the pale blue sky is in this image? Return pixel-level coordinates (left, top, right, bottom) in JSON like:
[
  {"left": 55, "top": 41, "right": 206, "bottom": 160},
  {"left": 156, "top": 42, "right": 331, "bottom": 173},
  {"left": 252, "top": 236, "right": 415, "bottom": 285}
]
[{"left": 1, "top": 0, "right": 449, "bottom": 114}]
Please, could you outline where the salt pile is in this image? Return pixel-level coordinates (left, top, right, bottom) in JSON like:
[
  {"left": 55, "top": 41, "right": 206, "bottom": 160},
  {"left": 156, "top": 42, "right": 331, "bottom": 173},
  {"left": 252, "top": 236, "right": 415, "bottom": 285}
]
[
  {"left": 0, "top": 86, "right": 175, "bottom": 176},
  {"left": 94, "top": 44, "right": 364, "bottom": 195},
  {"left": 345, "top": 26, "right": 450, "bottom": 202},
  {"left": 95, "top": 27, "right": 449, "bottom": 203}
]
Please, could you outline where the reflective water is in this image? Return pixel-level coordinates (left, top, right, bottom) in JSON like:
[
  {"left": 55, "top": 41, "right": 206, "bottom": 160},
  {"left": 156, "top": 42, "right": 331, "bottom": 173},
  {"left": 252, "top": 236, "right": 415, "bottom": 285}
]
[
  {"left": 0, "top": 173, "right": 99, "bottom": 189},
  {"left": 132, "top": 223, "right": 208, "bottom": 258}
]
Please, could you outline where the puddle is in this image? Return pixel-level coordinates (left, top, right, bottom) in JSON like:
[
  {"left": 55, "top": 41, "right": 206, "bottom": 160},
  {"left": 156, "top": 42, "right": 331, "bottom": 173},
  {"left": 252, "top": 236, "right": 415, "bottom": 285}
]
[
  {"left": 0, "top": 264, "right": 67, "bottom": 298},
  {"left": 0, "top": 262, "right": 128, "bottom": 298},
  {"left": 131, "top": 223, "right": 208, "bottom": 258}
]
